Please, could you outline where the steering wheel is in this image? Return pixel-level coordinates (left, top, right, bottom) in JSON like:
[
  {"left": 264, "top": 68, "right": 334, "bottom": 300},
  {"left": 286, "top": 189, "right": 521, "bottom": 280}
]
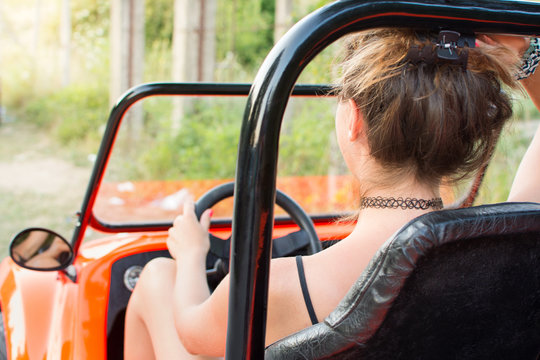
[{"left": 195, "top": 182, "right": 322, "bottom": 259}]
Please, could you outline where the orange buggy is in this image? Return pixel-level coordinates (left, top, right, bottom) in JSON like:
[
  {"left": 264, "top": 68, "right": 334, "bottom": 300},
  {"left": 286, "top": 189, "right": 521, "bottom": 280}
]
[{"left": 1, "top": 0, "right": 540, "bottom": 359}]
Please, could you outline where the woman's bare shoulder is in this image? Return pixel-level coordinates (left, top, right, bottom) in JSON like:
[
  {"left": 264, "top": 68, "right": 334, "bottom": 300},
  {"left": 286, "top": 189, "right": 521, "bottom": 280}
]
[{"left": 265, "top": 256, "right": 316, "bottom": 345}]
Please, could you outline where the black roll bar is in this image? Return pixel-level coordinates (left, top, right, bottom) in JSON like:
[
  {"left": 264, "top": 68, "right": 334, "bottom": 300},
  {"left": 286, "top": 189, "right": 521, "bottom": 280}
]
[{"left": 226, "top": 0, "right": 540, "bottom": 358}]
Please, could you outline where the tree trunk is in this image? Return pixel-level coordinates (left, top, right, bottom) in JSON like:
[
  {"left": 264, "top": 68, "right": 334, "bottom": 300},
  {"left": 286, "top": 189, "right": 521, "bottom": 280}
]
[
  {"left": 109, "top": 0, "right": 145, "bottom": 139},
  {"left": 274, "top": 0, "right": 293, "bottom": 43},
  {"left": 275, "top": 0, "right": 294, "bottom": 133},
  {"left": 60, "top": 0, "right": 71, "bottom": 87},
  {"left": 171, "top": 0, "right": 216, "bottom": 133}
]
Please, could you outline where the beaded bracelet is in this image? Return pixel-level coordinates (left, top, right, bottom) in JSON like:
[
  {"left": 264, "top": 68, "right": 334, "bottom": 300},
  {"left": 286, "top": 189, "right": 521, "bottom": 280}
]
[{"left": 517, "top": 37, "right": 540, "bottom": 80}]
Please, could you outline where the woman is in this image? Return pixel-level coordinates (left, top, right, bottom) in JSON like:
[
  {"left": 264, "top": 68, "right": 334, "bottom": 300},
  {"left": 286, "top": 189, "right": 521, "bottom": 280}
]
[{"left": 124, "top": 29, "right": 540, "bottom": 359}]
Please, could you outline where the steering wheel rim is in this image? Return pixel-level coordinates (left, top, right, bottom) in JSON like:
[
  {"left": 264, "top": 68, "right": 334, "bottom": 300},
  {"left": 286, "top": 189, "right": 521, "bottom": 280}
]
[{"left": 195, "top": 182, "right": 322, "bottom": 255}]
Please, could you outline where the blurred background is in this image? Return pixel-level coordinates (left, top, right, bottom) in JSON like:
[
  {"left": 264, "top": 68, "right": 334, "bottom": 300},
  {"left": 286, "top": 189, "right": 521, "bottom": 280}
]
[{"left": 0, "top": 0, "right": 538, "bottom": 257}]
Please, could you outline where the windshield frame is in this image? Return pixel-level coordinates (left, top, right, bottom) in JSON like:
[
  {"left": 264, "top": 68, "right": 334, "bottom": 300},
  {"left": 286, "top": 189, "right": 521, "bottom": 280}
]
[{"left": 69, "top": 83, "right": 333, "bottom": 253}]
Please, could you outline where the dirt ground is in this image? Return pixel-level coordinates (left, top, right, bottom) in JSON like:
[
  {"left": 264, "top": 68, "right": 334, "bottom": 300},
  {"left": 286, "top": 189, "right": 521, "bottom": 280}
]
[
  {"left": 0, "top": 123, "right": 93, "bottom": 257},
  {"left": 0, "top": 157, "right": 89, "bottom": 194}
]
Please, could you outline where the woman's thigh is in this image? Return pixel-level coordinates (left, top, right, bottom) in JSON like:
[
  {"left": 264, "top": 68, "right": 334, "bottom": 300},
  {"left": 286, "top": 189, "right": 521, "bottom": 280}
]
[{"left": 125, "top": 257, "right": 220, "bottom": 360}]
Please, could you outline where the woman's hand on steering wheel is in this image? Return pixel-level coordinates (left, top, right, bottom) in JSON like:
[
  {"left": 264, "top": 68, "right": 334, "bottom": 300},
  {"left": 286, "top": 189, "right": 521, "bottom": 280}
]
[{"left": 167, "top": 200, "right": 213, "bottom": 260}]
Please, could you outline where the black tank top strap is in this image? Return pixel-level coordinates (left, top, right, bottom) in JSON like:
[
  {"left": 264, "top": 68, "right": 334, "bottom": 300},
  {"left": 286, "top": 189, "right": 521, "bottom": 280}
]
[{"left": 295, "top": 255, "right": 319, "bottom": 325}]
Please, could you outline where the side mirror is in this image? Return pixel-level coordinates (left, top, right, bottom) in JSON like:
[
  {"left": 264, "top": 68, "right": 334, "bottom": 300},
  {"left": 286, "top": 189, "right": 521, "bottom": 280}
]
[{"left": 10, "top": 228, "right": 74, "bottom": 271}]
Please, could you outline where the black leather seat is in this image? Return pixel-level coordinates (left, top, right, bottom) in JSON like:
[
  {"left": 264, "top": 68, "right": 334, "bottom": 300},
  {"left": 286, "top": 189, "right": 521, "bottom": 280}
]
[{"left": 266, "top": 202, "right": 540, "bottom": 360}]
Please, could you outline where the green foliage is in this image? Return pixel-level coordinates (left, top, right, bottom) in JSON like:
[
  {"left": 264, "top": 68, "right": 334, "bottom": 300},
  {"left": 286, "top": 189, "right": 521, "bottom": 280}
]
[
  {"left": 143, "top": 0, "right": 174, "bottom": 81},
  {"left": 146, "top": 0, "right": 174, "bottom": 48},
  {"left": 21, "top": 84, "right": 108, "bottom": 150},
  {"left": 137, "top": 99, "right": 243, "bottom": 180},
  {"left": 5, "top": 0, "right": 533, "bottom": 207},
  {"left": 216, "top": 0, "right": 275, "bottom": 70},
  {"left": 279, "top": 99, "right": 337, "bottom": 176},
  {"left": 108, "top": 96, "right": 339, "bottom": 182},
  {"left": 72, "top": 0, "right": 110, "bottom": 46},
  {"left": 144, "top": 39, "right": 172, "bottom": 82},
  {"left": 512, "top": 96, "right": 540, "bottom": 121},
  {"left": 476, "top": 121, "right": 535, "bottom": 204}
]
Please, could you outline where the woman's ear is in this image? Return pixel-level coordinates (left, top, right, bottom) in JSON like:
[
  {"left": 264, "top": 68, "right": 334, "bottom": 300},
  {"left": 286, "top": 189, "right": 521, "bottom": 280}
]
[{"left": 347, "top": 99, "right": 364, "bottom": 142}]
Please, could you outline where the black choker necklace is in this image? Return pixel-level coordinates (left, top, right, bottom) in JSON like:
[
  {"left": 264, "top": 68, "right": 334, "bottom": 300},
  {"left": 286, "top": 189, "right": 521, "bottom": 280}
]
[{"left": 360, "top": 196, "right": 443, "bottom": 210}]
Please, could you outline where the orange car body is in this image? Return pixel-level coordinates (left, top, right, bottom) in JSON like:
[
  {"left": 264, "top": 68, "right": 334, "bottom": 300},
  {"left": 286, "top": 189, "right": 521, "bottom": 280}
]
[{"left": 0, "top": 219, "right": 353, "bottom": 359}]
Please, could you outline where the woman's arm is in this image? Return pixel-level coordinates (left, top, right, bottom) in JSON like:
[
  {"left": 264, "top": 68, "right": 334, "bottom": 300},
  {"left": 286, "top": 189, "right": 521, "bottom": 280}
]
[
  {"left": 166, "top": 201, "right": 228, "bottom": 356},
  {"left": 508, "top": 64, "right": 540, "bottom": 202},
  {"left": 481, "top": 34, "right": 540, "bottom": 203},
  {"left": 165, "top": 200, "right": 311, "bottom": 356}
]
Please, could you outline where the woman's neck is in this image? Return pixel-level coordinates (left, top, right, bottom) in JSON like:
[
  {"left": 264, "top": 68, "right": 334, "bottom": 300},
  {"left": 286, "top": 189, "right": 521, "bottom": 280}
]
[{"left": 347, "top": 178, "right": 441, "bottom": 245}]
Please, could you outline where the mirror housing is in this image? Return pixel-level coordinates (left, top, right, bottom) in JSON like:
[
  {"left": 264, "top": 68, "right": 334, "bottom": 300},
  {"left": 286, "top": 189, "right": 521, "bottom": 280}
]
[{"left": 10, "top": 228, "right": 74, "bottom": 271}]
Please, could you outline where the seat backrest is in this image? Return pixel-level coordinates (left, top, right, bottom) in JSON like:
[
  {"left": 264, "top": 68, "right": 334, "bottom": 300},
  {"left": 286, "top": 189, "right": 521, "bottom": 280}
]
[{"left": 266, "top": 202, "right": 540, "bottom": 360}]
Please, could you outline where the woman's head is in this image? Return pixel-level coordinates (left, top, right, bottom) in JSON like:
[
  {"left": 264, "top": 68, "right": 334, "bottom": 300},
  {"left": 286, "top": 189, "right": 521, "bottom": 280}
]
[{"left": 336, "top": 28, "right": 519, "bottom": 188}]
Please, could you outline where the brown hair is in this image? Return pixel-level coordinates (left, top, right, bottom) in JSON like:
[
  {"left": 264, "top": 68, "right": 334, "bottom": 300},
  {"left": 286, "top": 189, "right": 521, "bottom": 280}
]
[{"left": 337, "top": 28, "right": 519, "bottom": 186}]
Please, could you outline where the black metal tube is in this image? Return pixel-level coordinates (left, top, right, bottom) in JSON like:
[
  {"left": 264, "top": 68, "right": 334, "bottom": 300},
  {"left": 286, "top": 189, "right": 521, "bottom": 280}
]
[{"left": 226, "top": 0, "right": 540, "bottom": 358}]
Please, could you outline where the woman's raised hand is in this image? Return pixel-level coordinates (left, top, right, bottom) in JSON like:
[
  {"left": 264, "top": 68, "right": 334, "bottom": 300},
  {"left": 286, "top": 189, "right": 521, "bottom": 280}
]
[
  {"left": 167, "top": 200, "right": 213, "bottom": 260},
  {"left": 479, "top": 34, "right": 529, "bottom": 54}
]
